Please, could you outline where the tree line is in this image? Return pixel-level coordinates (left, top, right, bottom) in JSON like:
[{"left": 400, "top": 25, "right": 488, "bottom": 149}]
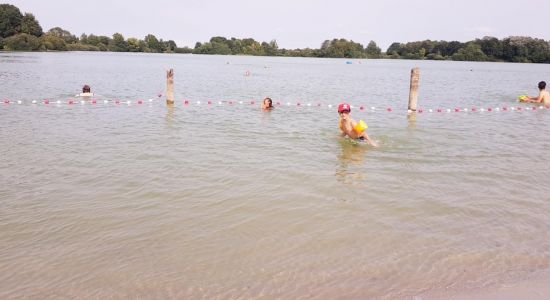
[{"left": 2, "top": 3, "right": 550, "bottom": 63}]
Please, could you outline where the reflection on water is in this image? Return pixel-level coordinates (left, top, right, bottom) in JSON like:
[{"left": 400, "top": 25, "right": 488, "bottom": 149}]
[
  {"left": 165, "top": 104, "right": 175, "bottom": 127},
  {"left": 407, "top": 112, "right": 417, "bottom": 129},
  {"left": 335, "top": 138, "right": 370, "bottom": 184}
]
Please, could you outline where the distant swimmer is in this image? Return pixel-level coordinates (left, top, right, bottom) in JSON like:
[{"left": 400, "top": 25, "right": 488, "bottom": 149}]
[
  {"left": 244, "top": 70, "right": 251, "bottom": 76},
  {"left": 77, "top": 84, "right": 94, "bottom": 97},
  {"left": 262, "top": 97, "right": 274, "bottom": 111},
  {"left": 338, "top": 103, "right": 378, "bottom": 147},
  {"left": 522, "top": 81, "right": 549, "bottom": 104}
]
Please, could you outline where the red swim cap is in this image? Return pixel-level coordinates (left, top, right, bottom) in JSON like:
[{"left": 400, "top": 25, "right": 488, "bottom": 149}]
[{"left": 338, "top": 103, "right": 351, "bottom": 113}]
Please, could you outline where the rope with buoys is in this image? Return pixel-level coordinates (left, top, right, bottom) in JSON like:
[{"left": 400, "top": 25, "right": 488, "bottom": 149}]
[{"left": 2, "top": 98, "right": 550, "bottom": 114}]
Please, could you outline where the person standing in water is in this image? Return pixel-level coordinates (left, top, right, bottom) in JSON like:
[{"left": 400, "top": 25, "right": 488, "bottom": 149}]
[
  {"left": 338, "top": 103, "right": 378, "bottom": 147},
  {"left": 523, "top": 81, "right": 549, "bottom": 104}
]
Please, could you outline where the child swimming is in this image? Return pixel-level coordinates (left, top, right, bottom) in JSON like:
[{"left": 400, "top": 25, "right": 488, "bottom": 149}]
[
  {"left": 523, "top": 81, "right": 549, "bottom": 104},
  {"left": 338, "top": 103, "right": 378, "bottom": 147}
]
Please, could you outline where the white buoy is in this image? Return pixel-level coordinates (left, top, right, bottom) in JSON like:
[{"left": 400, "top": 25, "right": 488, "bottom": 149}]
[
  {"left": 428, "top": 109, "right": 433, "bottom": 113},
  {"left": 17, "top": 100, "right": 22, "bottom": 104}
]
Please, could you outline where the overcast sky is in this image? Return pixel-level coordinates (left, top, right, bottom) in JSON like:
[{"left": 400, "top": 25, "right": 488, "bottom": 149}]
[{"left": 6, "top": 0, "right": 550, "bottom": 50}]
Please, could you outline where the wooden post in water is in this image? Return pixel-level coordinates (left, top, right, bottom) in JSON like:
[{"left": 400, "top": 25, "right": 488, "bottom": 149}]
[
  {"left": 166, "top": 69, "right": 174, "bottom": 105},
  {"left": 408, "top": 68, "right": 420, "bottom": 112}
]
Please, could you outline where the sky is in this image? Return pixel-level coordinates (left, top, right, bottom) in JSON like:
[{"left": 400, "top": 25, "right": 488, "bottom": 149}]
[{"left": 6, "top": 0, "right": 550, "bottom": 50}]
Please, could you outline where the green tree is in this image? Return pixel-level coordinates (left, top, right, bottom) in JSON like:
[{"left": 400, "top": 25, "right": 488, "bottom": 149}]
[
  {"left": 79, "top": 33, "right": 88, "bottom": 44},
  {"left": 47, "top": 27, "right": 77, "bottom": 43},
  {"left": 320, "top": 39, "right": 365, "bottom": 58},
  {"left": 365, "top": 40, "right": 381, "bottom": 58},
  {"left": 452, "top": 43, "right": 488, "bottom": 61},
  {"left": 0, "top": 4, "right": 23, "bottom": 38},
  {"left": 109, "top": 32, "right": 128, "bottom": 51},
  {"left": 20, "top": 13, "right": 42, "bottom": 36},
  {"left": 127, "top": 38, "right": 141, "bottom": 52},
  {"left": 165, "top": 40, "right": 177, "bottom": 52},
  {"left": 144, "top": 34, "right": 161, "bottom": 52},
  {"left": 261, "top": 39, "right": 278, "bottom": 56}
]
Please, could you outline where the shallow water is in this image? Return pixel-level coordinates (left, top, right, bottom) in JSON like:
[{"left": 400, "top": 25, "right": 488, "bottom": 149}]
[{"left": 1, "top": 52, "right": 550, "bottom": 299}]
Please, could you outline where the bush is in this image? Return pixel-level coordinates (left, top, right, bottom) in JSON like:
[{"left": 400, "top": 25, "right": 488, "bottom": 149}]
[
  {"left": 3, "top": 33, "right": 40, "bottom": 51},
  {"left": 66, "top": 43, "right": 99, "bottom": 51}
]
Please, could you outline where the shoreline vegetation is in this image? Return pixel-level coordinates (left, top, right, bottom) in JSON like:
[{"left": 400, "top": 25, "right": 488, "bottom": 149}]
[{"left": 2, "top": 4, "right": 550, "bottom": 63}]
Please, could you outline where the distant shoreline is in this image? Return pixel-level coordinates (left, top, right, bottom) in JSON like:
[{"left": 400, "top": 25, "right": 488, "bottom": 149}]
[
  {"left": 0, "top": 49, "right": 545, "bottom": 65},
  {"left": 2, "top": 3, "right": 549, "bottom": 63}
]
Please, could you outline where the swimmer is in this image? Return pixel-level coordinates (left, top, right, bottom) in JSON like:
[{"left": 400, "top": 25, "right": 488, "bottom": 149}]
[
  {"left": 523, "top": 81, "right": 549, "bottom": 104},
  {"left": 338, "top": 103, "right": 378, "bottom": 147},
  {"left": 262, "top": 97, "right": 274, "bottom": 110},
  {"left": 77, "top": 84, "right": 94, "bottom": 97}
]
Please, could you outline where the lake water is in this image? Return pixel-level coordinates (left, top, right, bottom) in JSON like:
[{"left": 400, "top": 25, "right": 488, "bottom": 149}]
[{"left": 1, "top": 52, "right": 550, "bottom": 299}]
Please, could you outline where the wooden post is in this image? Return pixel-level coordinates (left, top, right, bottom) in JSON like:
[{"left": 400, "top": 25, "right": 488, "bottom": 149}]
[
  {"left": 408, "top": 68, "right": 420, "bottom": 112},
  {"left": 166, "top": 69, "right": 174, "bottom": 105}
]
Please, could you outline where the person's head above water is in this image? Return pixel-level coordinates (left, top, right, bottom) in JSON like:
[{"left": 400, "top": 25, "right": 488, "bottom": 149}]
[
  {"left": 82, "top": 85, "right": 91, "bottom": 93},
  {"left": 539, "top": 81, "right": 546, "bottom": 90},
  {"left": 263, "top": 97, "right": 273, "bottom": 109},
  {"left": 338, "top": 103, "right": 351, "bottom": 114}
]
